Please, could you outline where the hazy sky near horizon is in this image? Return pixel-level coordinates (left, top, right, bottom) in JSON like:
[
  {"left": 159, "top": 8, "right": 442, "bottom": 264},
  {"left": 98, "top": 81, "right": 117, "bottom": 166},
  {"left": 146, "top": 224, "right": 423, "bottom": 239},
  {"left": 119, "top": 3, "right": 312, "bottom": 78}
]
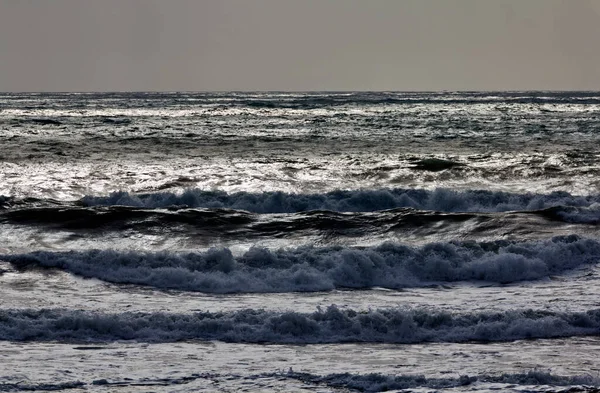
[{"left": 1, "top": 0, "right": 600, "bottom": 92}]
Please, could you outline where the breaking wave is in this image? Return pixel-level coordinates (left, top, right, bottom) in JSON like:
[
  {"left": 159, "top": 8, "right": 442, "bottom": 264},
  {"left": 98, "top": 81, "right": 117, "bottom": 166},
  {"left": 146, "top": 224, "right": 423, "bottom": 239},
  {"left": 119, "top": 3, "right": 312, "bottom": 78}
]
[
  {"left": 1, "top": 306, "right": 600, "bottom": 344},
  {"left": 2, "top": 370, "right": 596, "bottom": 392},
  {"left": 80, "top": 188, "right": 600, "bottom": 216},
  {"left": 4, "top": 236, "right": 599, "bottom": 293},
  {"left": 283, "top": 370, "right": 600, "bottom": 392}
]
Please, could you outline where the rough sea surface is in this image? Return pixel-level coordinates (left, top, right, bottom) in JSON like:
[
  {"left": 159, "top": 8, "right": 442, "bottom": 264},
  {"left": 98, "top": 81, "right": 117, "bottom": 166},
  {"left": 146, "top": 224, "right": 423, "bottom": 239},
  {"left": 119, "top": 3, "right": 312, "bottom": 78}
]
[{"left": 1, "top": 91, "right": 600, "bottom": 392}]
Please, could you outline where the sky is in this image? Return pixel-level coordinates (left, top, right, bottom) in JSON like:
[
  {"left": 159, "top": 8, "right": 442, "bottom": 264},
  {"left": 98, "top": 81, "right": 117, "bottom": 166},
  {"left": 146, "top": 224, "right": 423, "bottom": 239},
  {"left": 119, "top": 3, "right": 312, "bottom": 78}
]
[{"left": 1, "top": 0, "right": 600, "bottom": 92}]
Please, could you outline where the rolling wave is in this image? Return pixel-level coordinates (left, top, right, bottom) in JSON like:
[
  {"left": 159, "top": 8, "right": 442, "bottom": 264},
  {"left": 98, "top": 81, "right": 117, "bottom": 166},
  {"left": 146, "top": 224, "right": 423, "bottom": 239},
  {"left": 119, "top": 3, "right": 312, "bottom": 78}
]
[
  {"left": 1, "top": 305, "right": 599, "bottom": 344},
  {"left": 1, "top": 205, "right": 597, "bottom": 248},
  {"left": 0, "top": 205, "right": 487, "bottom": 238},
  {"left": 283, "top": 370, "right": 600, "bottom": 392},
  {"left": 0, "top": 205, "right": 255, "bottom": 231},
  {"left": 0, "top": 381, "right": 86, "bottom": 392},
  {"left": 0, "top": 195, "right": 65, "bottom": 210},
  {"left": 79, "top": 188, "right": 600, "bottom": 216},
  {"left": 4, "top": 236, "right": 598, "bottom": 293}
]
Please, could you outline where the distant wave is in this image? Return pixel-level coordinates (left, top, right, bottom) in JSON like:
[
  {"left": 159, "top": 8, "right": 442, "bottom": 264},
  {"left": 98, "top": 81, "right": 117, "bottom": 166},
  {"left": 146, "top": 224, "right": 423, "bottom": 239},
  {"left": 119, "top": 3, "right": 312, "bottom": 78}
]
[
  {"left": 283, "top": 370, "right": 600, "bottom": 392},
  {"left": 4, "top": 91, "right": 600, "bottom": 110},
  {"left": 79, "top": 188, "right": 600, "bottom": 216},
  {"left": 238, "top": 92, "right": 600, "bottom": 109},
  {"left": 1, "top": 306, "right": 599, "bottom": 344},
  {"left": 4, "top": 236, "right": 598, "bottom": 293}
]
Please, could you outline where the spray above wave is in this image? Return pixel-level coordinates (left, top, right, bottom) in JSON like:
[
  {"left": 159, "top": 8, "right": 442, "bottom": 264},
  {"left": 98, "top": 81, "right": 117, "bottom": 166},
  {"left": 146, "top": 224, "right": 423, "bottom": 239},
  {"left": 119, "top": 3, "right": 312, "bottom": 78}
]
[
  {"left": 4, "top": 236, "right": 599, "bottom": 293},
  {"left": 80, "top": 188, "right": 600, "bottom": 215},
  {"left": 1, "top": 305, "right": 600, "bottom": 344}
]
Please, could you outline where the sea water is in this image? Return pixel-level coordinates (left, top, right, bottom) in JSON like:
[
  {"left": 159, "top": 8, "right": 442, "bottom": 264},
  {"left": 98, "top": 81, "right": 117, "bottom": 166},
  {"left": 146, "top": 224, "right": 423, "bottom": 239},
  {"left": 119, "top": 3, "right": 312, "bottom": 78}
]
[{"left": 1, "top": 91, "right": 600, "bottom": 392}]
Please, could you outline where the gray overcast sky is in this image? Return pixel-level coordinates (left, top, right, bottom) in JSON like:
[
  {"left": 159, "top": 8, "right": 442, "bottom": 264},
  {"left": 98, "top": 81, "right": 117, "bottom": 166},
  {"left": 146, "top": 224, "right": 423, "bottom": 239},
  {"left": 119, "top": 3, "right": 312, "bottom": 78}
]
[{"left": 1, "top": 0, "right": 600, "bottom": 92}]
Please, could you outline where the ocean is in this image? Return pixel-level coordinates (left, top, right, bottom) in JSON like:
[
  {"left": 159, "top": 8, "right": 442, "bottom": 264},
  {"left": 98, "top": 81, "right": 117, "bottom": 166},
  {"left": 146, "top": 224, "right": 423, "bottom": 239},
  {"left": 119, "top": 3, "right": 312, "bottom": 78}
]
[{"left": 1, "top": 91, "right": 600, "bottom": 392}]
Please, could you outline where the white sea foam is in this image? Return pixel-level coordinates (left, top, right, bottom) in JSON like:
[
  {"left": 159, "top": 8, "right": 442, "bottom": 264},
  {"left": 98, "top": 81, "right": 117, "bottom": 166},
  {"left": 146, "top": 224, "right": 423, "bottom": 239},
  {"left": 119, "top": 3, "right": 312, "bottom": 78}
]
[
  {"left": 4, "top": 236, "right": 598, "bottom": 293},
  {"left": 1, "top": 306, "right": 599, "bottom": 344}
]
